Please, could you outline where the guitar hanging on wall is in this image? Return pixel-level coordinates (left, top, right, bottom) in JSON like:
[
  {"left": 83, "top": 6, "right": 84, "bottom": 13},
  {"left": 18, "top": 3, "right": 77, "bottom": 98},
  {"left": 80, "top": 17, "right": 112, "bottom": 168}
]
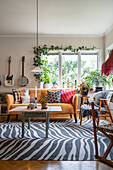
[
  {"left": 18, "top": 56, "right": 29, "bottom": 86},
  {"left": 4, "top": 56, "right": 14, "bottom": 86}
]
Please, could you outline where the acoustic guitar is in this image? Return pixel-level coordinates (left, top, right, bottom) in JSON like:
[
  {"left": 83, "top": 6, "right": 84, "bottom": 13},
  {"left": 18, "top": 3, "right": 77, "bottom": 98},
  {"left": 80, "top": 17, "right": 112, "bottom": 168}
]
[
  {"left": 18, "top": 56, "right": 29, "bottom": 86},
  {"left": 4, "top": 56, "right": 14, "bottom": 86}
]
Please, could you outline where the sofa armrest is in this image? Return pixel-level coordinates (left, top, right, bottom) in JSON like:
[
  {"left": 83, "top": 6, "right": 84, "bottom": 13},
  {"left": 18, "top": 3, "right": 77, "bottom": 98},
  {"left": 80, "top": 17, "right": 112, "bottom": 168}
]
[
  {"left": 6, "top": 94, "right": 14, "bottom": 114},
  {"left": 72, "top": 94, "right": 78, "bottom": 114}
]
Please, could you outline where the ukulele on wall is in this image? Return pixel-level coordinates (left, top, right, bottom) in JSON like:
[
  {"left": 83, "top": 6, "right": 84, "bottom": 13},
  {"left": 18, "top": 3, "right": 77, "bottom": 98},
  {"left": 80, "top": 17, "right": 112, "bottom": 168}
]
[{"left": 4, "top": 56, "right": 14, "bottom": 86}]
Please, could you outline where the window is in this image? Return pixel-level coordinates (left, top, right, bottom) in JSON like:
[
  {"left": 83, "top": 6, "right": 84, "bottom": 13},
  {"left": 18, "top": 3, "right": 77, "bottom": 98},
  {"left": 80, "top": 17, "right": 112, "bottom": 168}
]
[
  {"left": 62, "top": 53, "right": 78, "bottom": 88},
  {"left": 81, "top": 53, "right": 97, "bottom": 79},
  {"left": 46, "top": 51, "right": 98, "bottom": 88}
]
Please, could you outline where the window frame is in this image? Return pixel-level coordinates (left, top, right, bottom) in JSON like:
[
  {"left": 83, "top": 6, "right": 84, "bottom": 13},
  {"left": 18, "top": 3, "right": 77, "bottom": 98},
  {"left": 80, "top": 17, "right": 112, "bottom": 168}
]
[{"left": 45, "top": 50, "right": 99, "bottom": 88}]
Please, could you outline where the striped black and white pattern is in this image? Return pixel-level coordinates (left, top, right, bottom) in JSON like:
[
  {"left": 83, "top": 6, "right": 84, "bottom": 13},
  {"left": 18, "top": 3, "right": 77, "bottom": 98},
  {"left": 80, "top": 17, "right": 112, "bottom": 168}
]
[{"left": 0, "top": 120, "right": 113, "bottom": 160}]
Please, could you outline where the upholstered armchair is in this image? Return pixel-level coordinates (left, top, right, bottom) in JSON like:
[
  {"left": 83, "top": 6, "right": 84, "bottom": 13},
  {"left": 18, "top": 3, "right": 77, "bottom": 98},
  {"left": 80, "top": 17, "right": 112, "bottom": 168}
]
[{"left": 80, "top": 91, "right": 113, "bottom": 125}]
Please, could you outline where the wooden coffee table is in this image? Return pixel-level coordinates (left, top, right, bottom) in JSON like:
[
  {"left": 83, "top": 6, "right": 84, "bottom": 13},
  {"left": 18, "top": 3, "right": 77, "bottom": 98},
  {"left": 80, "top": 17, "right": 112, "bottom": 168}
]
[{"left": 9, "top": 106, "right": 62, "bottom": 138}]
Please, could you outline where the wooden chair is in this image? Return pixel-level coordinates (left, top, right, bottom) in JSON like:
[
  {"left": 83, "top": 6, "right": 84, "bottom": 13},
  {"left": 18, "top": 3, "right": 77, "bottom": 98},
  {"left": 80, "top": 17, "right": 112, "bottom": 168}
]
[
  {"left": 91, "top": 102, "right": 113, "bottom": 167},
  {"left": 97, "top": 98, "right": 113, "bottom": 125},
  {"left": 80, "top": 91, "right": 113, "bottom": 125}
]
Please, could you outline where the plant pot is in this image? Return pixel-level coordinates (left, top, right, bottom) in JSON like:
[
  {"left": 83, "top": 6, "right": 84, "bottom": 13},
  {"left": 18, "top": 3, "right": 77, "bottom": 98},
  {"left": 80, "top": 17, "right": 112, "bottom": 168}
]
[
  {"left": 41, "top": 103, "right": 48, "bottom": 109},
  {"left": 43, "top": 84, "right": 50, "bottom": 88},
  {"left": 95, "top": 86, "right": 103, "bottom": 92},
  {"left": 81, "top": 88, "right": 89, "bottom": 96},
  {"left": 81, "top": 90, "right": 89, "bottom": 96},
  {"left": 37, "top": 82, "right": 43, "bottom": 89}
]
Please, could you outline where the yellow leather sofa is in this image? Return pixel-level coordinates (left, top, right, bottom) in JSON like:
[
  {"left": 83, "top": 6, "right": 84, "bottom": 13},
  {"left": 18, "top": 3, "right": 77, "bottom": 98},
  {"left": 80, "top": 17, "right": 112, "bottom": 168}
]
[{"left": 6, "top": 89, "right": 78, "bottom": 122}]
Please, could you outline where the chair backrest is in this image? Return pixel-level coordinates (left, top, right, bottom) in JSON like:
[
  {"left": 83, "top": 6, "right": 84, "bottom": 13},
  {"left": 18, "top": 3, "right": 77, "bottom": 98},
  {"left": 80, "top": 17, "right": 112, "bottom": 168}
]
[{"left": 93, "top": 91, "right": 113, "bottom": 107}]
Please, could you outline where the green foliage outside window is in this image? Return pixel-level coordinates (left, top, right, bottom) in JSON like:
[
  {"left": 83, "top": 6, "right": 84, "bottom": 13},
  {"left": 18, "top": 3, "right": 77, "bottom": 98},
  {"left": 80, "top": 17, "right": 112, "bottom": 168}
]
[
  {"left": 47, "top": 59, "right": 59, "bottom": 86},
  {"left": 62, "top": 60, "right": 77, "bottom": 85},
  {"left": 33, "top": 45, "right": 96, "bottom": 85},
  {"left": 47, "top": 58, "right": 91, "bottom": 87}
]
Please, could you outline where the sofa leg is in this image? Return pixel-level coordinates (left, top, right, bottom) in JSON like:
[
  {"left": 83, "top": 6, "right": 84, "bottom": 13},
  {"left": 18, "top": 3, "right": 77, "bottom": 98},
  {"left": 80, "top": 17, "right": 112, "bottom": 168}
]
[
  {"left": 16, "top": 114, "right": 18, "bottom": 120},
  {"left": 74, "top": 114, "right": 77, "bottom": 123},
  {"left": 7, "top": 115, "right": 10, "bottom": 123},
  {"left": 70, "top": 114, "right": 72, "bottom": 118}
]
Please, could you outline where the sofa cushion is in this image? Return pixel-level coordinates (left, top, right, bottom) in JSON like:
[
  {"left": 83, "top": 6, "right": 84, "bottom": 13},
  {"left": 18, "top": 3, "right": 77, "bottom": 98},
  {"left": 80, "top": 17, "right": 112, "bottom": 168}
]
[
  {"left": 20, "top": 89, "right": 29, "bottom": 96},
  {"left": 12, "top": 89, "right": 29, "bottom": 104},
  {"left": 21, "top": 95, "right": 30, "bottom": 104},
  {"left": 47, "top": 90, "right": 62, "bottom": 103},
  {"left": 12, "top": 90, "right": 21, "bottom": 104},
  {"left": 61, "top": 89, "right": 75, "bottom": 104},
  {"left": 30, "top": 97, "right": 35, "bottom": 103}
]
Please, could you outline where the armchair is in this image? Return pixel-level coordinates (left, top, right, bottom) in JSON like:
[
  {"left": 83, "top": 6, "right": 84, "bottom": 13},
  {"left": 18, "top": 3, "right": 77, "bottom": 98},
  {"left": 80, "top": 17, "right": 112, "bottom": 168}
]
[{"left": 80, "top": 91, "right": 113, "bottom": 125}]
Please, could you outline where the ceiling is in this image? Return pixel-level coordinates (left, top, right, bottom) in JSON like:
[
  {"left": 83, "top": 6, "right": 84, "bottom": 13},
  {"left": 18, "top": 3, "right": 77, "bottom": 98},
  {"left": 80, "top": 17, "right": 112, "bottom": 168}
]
[{"left": 0, "top": 0, "right": 113, "bottom": 36}]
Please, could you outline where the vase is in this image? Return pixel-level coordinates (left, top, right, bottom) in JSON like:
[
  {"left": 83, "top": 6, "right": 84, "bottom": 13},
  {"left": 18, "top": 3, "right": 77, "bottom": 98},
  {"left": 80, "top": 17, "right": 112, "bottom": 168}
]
[
  {"left": 43, "top": 84, "right": 50, "bottom": 88},
  {"left": 41, "top": 103, "right": 48, "bottom": 109},
  {"left": 28, "top": 103, "right": 35, "bottom": 109},
  {"left": 81, "top": 89, "right": 89, "bottom": 96},
  {"left": 37, "top": 82, "right": 43, "bottom": 89}
]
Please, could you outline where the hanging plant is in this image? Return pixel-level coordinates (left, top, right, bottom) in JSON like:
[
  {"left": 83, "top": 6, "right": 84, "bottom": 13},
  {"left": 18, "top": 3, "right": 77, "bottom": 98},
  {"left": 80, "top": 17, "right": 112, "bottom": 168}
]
[{"left": 33, "top": 45, "right": 96, "bottom": 81}]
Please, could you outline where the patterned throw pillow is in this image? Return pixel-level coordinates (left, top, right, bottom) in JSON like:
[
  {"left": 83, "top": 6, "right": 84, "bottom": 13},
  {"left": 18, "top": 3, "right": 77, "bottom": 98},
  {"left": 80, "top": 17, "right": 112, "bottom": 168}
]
[
  {"left": 20, "top": 89, "right": 29, "bottom": 96},
  {"left": 21, "top": 95, "right": 30, "bottom": 104},
  {"left": 61, "top": 90, "right": 75, "bottom": 104},
  {"left": 47, "top": 90, "right": 62, "bottom": 103},
  {"left": 12, "top": 90, "right": 21, "bottom": 104},
  {"left": 12, "top": 89, "right": 29, "bottom": 104}
]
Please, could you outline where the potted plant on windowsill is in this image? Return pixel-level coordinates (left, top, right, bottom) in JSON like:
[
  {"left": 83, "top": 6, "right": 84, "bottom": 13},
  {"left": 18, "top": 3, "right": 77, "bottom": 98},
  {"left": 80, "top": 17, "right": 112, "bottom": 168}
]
[
  {"left": 83, "top": 70, "right": 113, "bottom": 92},
  {"left": 34, "top": 73, "right": 43, "bottom": 88}
]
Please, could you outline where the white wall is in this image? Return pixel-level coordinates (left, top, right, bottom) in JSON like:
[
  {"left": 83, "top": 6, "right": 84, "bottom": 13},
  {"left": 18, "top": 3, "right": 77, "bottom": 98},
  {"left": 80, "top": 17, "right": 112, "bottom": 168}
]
[
  {"left": 0, "top": 37, "right": 37, "bottom": 92},
  {"left": 39, "top": 36, "right": 104, "bottom": 69},
  {"left": 105, "top": 28, "right": 113, "bottom": 48},
  {"left": 0, "top": 36, "right": 104, "bottom": 92}
]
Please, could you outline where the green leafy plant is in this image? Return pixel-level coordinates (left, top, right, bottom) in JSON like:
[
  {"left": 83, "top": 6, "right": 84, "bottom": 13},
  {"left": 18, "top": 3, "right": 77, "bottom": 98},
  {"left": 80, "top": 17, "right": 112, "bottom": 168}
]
[
  {"left": 33, "top": 45, "right": 96, "bottom": 82},
  {"left": 34, "top": 73, "right": 43, "bottom": 83},
  {"left": 82, "top": 70, "right": 113, "bottom": 87},
  {"left": 41, "top": 59, "right": 50, "bottom": 84},
  {"left": 52, "top": 79, "right": 58, "bottom": 86},
  {"left": 79, "top": 82, "right": 91, "bottom": 92},
  {"left": 39, "top": 95, "right": 48, "bottom": 104}
]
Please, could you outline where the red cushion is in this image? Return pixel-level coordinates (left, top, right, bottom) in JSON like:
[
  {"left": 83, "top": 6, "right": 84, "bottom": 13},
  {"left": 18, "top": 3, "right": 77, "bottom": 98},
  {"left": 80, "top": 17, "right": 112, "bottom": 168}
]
[{"left": 61, "top": 90, "right": 76, "bottom": 104}]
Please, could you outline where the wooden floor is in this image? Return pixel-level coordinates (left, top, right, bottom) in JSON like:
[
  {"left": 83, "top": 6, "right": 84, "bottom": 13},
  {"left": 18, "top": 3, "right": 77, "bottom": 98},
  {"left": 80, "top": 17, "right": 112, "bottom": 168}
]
[
  {"left": 0, "top": 161, "right": 112, "bottom": 170},
  {"left": 0, "top": 114, "right": 112, "bottom": 170}
]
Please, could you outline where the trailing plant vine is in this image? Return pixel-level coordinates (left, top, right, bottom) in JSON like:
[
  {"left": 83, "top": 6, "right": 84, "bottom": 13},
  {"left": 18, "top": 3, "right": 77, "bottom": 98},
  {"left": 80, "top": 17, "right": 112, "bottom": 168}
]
[{"left": 33, "top": 45, "right": 96, "bottom": 81}]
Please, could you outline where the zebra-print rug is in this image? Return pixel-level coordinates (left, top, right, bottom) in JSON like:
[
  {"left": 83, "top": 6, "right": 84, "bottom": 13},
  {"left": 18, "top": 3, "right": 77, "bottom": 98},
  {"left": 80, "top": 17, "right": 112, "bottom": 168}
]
[{"left": 0, "top": 120, "right": 113, "bottom": 160}]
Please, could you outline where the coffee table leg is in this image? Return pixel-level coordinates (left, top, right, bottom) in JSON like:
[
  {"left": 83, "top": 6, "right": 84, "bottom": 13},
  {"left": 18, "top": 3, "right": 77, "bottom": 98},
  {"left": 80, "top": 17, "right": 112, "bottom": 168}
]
[
  {"left": 46, "top": 112, "right": 49, "bottom": 138},
  {"left": 22, "top": 112, "right": 25, "bottom": 138},
  {"left": 28, "top": 118, "right": 31, "bottom": 129}
]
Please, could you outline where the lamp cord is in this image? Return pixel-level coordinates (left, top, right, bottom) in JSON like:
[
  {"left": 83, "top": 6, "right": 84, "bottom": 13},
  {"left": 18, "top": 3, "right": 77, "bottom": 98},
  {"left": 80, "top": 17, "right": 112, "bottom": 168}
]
[{"left": 37, "top": 0, "right": 38, "bottom": 47}]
